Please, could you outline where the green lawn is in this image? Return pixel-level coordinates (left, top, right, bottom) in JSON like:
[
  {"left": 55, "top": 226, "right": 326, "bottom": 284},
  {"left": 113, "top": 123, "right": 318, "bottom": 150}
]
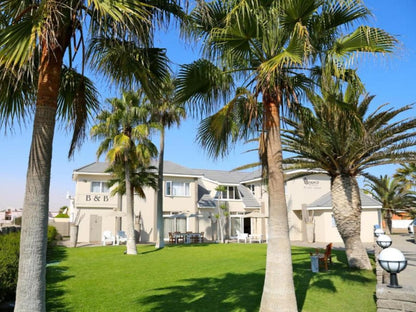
[{"left": 46, "top": 244, "right": 376, "bottom": 312}]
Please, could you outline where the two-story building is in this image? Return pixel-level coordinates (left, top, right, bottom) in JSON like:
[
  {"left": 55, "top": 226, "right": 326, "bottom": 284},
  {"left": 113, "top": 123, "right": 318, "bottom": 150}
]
[{"left": 71, "top": 161, "right": 382, "bottom": 244}]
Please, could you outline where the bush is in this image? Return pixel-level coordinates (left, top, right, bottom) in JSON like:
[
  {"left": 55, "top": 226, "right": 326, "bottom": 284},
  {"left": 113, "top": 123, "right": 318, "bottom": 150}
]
[
  {"left": 54, "top": 213, "right": 69, "bottom": 218},
  {"left": 14, "top": 217, "right": 22, "bottom": 226},
  {"left": 0, "top": 232, "right": 20, "bottom": 303},
  {"left": 48, "top": 226, "right": 58, "bottom": 247}
]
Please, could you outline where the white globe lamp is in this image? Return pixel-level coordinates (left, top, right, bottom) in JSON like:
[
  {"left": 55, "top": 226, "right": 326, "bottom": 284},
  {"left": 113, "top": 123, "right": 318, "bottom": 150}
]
[{"left": 378, "top": 247, "right": 407, "bottom": 288}]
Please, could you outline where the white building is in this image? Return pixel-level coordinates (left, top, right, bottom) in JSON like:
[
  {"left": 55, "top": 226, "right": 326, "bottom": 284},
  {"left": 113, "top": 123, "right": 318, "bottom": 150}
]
[{"left": 71, "top": 161, "right": 382, "bottom": 244}]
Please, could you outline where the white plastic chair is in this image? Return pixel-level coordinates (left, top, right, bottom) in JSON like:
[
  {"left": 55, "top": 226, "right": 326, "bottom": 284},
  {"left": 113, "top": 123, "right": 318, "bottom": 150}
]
[
  {"left": 236, "top": 230, "right": 248, "bottom": 243},
  {"left": 116, "top": 231, "right": 128, "bottom": 245},
  {"left": 249, "top": 234, "right": 263, "bottom": 243},
  {"left": 102, "top": 231, "right": 115, "bottom": 246}
]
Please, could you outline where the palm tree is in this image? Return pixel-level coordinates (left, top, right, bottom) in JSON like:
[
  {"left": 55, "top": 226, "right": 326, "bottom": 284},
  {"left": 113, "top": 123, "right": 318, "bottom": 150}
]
[
  {"left": 143, "top": 78, "right": 186, "bottom": 249},
  {"left": 176, "top": 1, "right": 396, "bottom": 310},
  {"left": 282, "top": 77, "right": 416, "bottom": 269},
  {"left": 91, "top": 90, "right": 158, "bottom": 255},
  {"left": 0, "top": 2, "right": 185, "bottom": 310},
  {"left": 394, "top": 163, "right": 416, "bottom": 190},
  {"left": 365, "top": 175, "right": 416, "bottom": 234},
  {"left": 106, "top": 162, "right": 158, "bottom": 241},
  {"left": 214, "top": 185, "right": 228, "bottom": 243}
]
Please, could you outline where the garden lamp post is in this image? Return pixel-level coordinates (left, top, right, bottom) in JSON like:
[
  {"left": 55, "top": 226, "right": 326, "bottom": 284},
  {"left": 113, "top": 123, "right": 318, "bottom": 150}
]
[
  {"left": 374, "top": 228, "right": 385, "bottom": 237},
  {"left": 378, "top": 247, "right": 408, "bottom": 288},
  {"left": 376, "top": 234, "right": 392, "bottom": 249}
]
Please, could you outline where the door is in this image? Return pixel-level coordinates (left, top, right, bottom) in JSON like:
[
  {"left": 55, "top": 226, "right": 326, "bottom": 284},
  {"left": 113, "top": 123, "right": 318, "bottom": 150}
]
[
  {"left": 89, "top": 215, "right": 102, "bottom": 243},
  {"left": 244, "top": 217, "right": 251, "bottom": 234}
]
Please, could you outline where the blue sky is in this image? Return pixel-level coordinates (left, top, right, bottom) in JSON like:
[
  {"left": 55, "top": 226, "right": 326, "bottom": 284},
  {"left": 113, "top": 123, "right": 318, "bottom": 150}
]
[{"left": 1, "top": 0, "right": 415, "bottom": 211}]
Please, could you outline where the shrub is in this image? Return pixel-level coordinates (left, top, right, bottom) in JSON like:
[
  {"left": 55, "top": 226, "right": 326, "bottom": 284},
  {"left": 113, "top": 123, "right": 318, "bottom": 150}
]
[
  {"left": 0, "top": 232, "right": 20, "bottom": 303},
  {"left": 54, "top": 213, "right": 69, "bottom": 218},
  {"left": 48, "top": 226, "right": 58, "bottom": 247},
  {"left": 14, "top": 217, "right": 22, "bottom": 226}
]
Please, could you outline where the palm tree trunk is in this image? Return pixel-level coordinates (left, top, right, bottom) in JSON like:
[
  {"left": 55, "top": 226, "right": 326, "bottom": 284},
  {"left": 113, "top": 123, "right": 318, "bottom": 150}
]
[
  {"left": 331, "top": 175, "right": 371, "bottom": 269},
  {"left": 125, "top": 162, "right": 138, "bottom": 255},
  {"left": 260, "top": 97, "right": 297, "bottom": 312},
  {"left": 385, "top": 210, "right": 392, "bottom": 234},
  {"left": 155, "top": 127, "right": 165, "bottom": 249},
  {"left": 15, "top": 37, "right": 64, "bottom": 312}
]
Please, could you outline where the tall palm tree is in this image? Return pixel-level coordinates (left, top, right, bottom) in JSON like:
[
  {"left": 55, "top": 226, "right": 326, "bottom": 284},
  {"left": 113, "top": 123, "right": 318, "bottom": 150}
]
[
  {"left": 394, "top": 163, "right": 416, "bottom": 190},
  {"left": 143, "top": 78, "right": 186, "bottom": 249},
  {"left": 282, "top": 77, "right": 416, "bottom": 269},
  {"left": 364, "top": 175, "right": 416, "bottom": 234},
  {"left": 0, "top": 2, "right": 185, "bottom": 310},
  {"left": 176, "top": 1, "right": 396, "bottom": 310},
  {"left": 106, "top": 162, "right": 158, "bottom": 241},
  {"left": 91, "top": 90, "right": 158, "bottom": 255}
]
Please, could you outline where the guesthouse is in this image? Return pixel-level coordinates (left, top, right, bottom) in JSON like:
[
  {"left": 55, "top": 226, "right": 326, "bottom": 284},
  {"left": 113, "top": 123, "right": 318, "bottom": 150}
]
[{"left": 70, "top": 161, "right": 382, "bottom": 244}]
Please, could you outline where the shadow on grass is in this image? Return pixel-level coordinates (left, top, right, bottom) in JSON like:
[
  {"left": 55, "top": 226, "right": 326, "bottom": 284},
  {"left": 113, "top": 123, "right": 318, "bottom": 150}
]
[
  {"left": 137, "top": 272, "right": 264, "bottom": 312},
  {"left": 46, "top": 246, "right": 74, "bottom": 312},
  {"left": 293, "top": 249, "right": 375, "bottom": 311}
]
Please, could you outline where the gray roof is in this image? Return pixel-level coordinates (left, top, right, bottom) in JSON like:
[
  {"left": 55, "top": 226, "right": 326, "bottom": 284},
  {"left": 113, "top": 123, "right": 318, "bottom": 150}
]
[
  {"left": 74, "top": 161, "right": 201, "bottom": 177},
  {"left": 163, "top": 161, "right": 202, "bottom": 177},
  {"left": 237, "top": 185, "right": 260, "bottom": 208},
  {"left": 194, "top": 168, "right": 261, "bottom": 184},
  {"left": 307, "top": 190, "right": 382, "bottom": 209},
  {"left": 74, "top": 162, "right": 111, "bottom": 174},
  {"left": 197, "top": 194, "right": 216, "bottom": 208},
  {"left": 74, "top": 161, "right": 262, "bottom": 186}
]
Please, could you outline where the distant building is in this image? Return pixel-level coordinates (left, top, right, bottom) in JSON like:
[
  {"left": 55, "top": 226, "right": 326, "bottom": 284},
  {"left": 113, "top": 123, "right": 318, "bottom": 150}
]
[
  {"left": 70, "top": 161, "right": 382, "bottom": 244},
  {"left": 0, "top": 208, "right": 23, "bottom": 225}
]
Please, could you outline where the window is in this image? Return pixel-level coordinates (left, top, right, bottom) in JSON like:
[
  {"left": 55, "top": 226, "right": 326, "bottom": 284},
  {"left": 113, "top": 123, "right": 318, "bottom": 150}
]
[
  {"left": 247, "top": 184, "right": 255, "bottom": 195},
  {"left": 165, "top": 181, "right": 190, "bottom": 196},
  {"left": 91, "top": 181, "right": 109, "bottom": 193},
  {"left": 216, "top": 186, "right": 241, "bottom": 200}
]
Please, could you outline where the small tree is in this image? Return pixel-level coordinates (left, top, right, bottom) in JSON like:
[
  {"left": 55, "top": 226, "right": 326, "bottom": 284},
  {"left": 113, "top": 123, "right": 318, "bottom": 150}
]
[{"left": 215, "top": 185, "right": 228, "bottom": 243}]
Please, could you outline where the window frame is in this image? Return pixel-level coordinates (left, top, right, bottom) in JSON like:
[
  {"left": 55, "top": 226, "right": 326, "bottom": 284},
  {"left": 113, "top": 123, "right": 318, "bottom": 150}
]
[
  {"left": 90, "top": 181, "right": 109, "bottom": 193},
  {"left": 165, "top": 181, "right": 191, "bottom": 197}
]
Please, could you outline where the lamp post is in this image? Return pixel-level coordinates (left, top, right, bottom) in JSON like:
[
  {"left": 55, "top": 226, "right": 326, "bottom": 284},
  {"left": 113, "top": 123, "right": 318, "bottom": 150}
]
[
  {"left": 378, "top": 247, "right": 408, "bottom": 288},
  {"left": 376, "top": 234, "right": 392, "bottom": 249},
  {"left": 374, "top": 228, "right": 385, "bottom": 237}
]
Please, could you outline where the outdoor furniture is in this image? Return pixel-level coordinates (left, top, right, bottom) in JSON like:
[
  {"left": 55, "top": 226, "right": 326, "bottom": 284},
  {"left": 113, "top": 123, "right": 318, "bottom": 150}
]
[
  {"left": 199, "top": 232, "right": 204, "bottom": 243},
  {"left": 116, "top": 231, "right": 127, "bottom": 245},
  {"left": 168, "top": 232, "right": 176, "bottom": 244},
  {"left": 174, "top": 232, "right": 184, "bottom": 244},
  {"left": 102, "top": 231, "right": 115, "bottom": 246},
  {"left": 189, "top": 233, "right": 199, "bottom": 243},
  {"left": 249, "top": 234, "right": 263, "bottom": 243},
  {"left": 237, "top": 230, "right": 248, "bottom": 243},
  {"left": 310, "top": 243, "right": 333, "bottom": 271}
]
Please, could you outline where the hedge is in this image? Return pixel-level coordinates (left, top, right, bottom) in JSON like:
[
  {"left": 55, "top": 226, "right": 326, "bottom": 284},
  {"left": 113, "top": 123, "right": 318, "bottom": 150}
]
[{"left": 0, "top": 232, "right": 20, "bottom": 303}]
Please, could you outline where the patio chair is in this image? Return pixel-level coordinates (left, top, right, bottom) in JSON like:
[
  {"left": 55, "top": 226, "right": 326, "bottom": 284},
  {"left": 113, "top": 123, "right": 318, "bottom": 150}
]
[
  {"left": 236, "top": 230, "right": 248, "bottom": 243},
  {"left": 102, "top": 231, "right": 115, "bottom": 246},
  {"left": 174, "top": 232, "right": 184, "bottom": 244},
  {"left": 310, "top": 243, "right": 333, "bottom": 271},
  {"left": 249, "top": 234, "right": 263, "bottom": 243},
  {"left": 116, "top": 231, "right": 127, "bottom": 245},
  {"left": 168, "top": 232, "right": 176, "bottom": 244}
]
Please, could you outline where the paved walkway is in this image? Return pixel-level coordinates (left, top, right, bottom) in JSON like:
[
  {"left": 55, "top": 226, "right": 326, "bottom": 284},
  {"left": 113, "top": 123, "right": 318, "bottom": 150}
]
[{"left": 388, "top": 233, "right": 415, "bottom": 288}]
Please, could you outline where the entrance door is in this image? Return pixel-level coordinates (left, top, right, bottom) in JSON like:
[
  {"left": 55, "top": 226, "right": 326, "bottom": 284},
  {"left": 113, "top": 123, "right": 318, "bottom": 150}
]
[
  {"left": 244, "top": 217, "right": 251, "bottom": 234},
  {"left": 89, "top": 215, "right": 102, "bottom": 243}
]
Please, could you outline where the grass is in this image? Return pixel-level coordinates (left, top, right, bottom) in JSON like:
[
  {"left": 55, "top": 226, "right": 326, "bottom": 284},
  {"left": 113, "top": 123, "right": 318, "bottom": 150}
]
[{"left": 46, "top": 243, "right": 376, "bottom": 312}]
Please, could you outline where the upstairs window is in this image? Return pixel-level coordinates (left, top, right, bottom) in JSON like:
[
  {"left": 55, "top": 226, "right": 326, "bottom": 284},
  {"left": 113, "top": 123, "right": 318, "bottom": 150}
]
[
  {"left": 91, "top": 181, "right": 109, "bottom": 193},
  {"left": 165, "top": 181, "right": 190, "bottom": 197},
  {"left": 216, "top": 186, "right": 241, "bottom": 200}
]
